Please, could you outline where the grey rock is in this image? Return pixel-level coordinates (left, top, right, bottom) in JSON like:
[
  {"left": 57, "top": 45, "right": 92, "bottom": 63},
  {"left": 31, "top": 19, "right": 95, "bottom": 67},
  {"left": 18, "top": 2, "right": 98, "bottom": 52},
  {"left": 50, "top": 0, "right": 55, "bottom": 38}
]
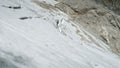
[{"left": 56, "top": 0, "right": 120, "bottom": 55}]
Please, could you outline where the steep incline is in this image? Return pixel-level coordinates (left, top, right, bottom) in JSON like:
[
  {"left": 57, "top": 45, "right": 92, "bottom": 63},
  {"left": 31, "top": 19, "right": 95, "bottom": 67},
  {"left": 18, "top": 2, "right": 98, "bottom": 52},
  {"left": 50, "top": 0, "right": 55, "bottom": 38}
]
[
  {"left": 56, "top": 0, "right": 120, "bottom": 55},
  {"left": 0, "top": 0, "right": 120, "bottom": 68}
]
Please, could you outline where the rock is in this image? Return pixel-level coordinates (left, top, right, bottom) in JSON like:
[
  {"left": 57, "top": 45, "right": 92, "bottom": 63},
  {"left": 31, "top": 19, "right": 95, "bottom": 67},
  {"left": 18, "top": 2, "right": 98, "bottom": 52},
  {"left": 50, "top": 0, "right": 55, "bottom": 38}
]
[{"left": 56, "top": 0, "right": 120, "bottom": 55}]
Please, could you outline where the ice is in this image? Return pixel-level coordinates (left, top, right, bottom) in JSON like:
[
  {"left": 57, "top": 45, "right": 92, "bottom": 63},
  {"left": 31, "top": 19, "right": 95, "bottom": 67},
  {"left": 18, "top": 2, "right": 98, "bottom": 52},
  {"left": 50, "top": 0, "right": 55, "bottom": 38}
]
[{"left": 0, "top": 0, "right": 120, "bottom": 68}]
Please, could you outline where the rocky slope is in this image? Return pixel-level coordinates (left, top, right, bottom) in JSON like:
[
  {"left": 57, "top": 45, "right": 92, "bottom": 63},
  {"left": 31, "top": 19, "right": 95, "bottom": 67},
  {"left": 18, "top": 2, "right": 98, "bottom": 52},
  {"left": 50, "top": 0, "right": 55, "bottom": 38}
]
[
  {"left": 95, "top": 0, "right": 120, "bottom": 15},
  {"left": 55, "top": 0, "right": 120, "bottom": 55},
  {"left": 0, "top": 0, "right": 120, "bottom": 68}
]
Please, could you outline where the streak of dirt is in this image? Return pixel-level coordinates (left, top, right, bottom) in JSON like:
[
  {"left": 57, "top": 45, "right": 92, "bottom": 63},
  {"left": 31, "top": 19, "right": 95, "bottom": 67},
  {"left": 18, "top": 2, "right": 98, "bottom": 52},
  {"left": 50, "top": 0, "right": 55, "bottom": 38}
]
[{"left": 32, "top": 0, "right": 57, "bottom": 10}]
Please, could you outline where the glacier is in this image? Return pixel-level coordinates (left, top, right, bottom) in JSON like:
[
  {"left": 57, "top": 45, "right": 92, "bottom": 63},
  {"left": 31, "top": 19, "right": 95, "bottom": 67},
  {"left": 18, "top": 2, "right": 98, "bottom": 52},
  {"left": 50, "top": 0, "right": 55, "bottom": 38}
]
[{"left": 0, "top": 0, "right": 120, "bottom": 68}]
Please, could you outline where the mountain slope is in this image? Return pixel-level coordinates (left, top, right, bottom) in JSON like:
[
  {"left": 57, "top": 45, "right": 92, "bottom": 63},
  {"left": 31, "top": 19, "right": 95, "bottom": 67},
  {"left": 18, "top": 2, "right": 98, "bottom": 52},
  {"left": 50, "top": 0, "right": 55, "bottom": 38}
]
[
  {"left": 56, "top": 0, "right": 120, "bottom": 55},
  {"left": 0, "top": 0, "right": 120, "bottom": 68}
]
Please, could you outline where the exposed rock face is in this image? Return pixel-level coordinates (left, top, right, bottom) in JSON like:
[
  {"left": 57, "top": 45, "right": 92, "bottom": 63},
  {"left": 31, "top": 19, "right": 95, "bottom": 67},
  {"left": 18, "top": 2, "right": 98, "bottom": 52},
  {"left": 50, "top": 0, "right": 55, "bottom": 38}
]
[
  {"left": 95, "top": 0, "right": 120, "bottom": 15},
  {"left": 55, "top": 0, "right": 120, "bottom": 55}
]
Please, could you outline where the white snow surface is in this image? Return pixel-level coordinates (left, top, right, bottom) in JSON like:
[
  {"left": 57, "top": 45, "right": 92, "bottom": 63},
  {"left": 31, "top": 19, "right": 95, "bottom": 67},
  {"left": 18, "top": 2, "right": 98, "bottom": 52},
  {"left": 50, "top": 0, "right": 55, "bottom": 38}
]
[{"left": 0, "top": 0, "right": 120, "bottom": 68}]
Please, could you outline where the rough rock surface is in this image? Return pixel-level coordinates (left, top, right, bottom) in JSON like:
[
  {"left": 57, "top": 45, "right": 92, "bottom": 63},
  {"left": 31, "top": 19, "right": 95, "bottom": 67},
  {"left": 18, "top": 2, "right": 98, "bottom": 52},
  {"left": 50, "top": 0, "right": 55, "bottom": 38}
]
[
  {"left": 55, "top": 0, "right": 120, "bottom": 55},
  {"left": 95, "top": 0, "right": 120, "bottom": 15}
]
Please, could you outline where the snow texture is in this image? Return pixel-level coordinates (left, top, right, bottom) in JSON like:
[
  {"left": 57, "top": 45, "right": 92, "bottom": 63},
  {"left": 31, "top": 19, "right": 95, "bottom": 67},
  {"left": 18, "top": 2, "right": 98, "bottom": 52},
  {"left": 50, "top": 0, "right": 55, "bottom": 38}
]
[{"left": 0, "top": 0, "right": 120, "bottom": 68}]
